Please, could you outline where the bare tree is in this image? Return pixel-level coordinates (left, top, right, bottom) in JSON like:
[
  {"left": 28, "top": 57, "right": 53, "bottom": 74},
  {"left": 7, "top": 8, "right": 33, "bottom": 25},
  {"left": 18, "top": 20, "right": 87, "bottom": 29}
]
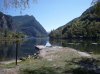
[{"left": 1, "top": 0, "right": 36, "bottom": 11}]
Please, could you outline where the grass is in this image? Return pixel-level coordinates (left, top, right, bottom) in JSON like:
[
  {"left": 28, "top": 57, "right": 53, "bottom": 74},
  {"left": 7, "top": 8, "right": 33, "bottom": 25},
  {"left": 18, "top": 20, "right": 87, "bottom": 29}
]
[
  {"left": 19, "top": 58, "right": 71, "bottom": 74},
  {"left": 20, "top": 66, "right": 63, "bottom": 74},
  {"left": 92, "top": 54, "right": 100, "bottom": 59},
  {"left": 0, "top": 52, "right": 81, "bottom": 74},
  {"left": 1, "top": 47, "right": 100, "bottom": 74}
]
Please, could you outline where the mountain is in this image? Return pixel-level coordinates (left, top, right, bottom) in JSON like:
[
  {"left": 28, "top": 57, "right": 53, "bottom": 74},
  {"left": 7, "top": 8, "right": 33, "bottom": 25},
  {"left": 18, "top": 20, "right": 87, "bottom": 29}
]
[
  {"left": 0, "top": 12, "right": 12, "bottom": 31},
  {"left": 49, "top": 3, "right": 100, "bottom": 39},
  {"left": 0, "top": 12, "right": 47, "bottom": 37},
  {"left": 12, "top": 15, "right": 47, "bottom": 37}
]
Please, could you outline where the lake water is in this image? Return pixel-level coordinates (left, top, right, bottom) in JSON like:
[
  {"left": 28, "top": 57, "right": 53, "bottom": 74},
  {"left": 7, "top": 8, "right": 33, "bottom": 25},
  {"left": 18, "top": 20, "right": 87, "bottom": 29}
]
[
  {"left": 50, "top": 39, "right": 100, "bottom": 54},
  {"left": 0, "top": 38, "right": 48, "bottom": 62},
  {"left": 0, "top": 38, "right": 100, "bottom": 62}
]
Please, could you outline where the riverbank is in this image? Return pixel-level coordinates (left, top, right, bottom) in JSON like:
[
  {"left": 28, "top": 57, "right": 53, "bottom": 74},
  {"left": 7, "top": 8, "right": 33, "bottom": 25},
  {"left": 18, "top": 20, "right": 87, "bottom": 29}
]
[
  {"left": 0, "top": 46, "right": 91, "bottom": 65},
  {"left": 0, "top": 60, "right": 22, "bottom": 65},
  {"left": 0, "top": 46, "right": 99, "bottom": 74}
]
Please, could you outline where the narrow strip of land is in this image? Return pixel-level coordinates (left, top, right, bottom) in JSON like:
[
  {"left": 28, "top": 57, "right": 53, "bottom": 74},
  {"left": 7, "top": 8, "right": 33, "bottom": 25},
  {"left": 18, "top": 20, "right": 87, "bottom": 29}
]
[{"left": 36, "top": 46, "right": 91, "bottom": 61}]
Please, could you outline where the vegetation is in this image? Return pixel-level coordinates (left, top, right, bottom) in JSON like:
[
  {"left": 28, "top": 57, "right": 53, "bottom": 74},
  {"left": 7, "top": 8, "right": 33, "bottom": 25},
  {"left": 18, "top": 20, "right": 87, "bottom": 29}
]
[
  {"left": 1, "top": 0, "right": 36, "bottom": 12},
  {"left": 2, "top": 51, "right": 100, "bottom": 74},
  {"left": 0, "top": 31, "right": 25, "bottom": 39},
  {"left": 0, "top": 11, "right": 47, "bottom": 38},
  {"left": 0, "top": 12, "right": 25, "bottom": 39},
  {"left": 13, "top": 15, "right": 48, "bottom": 37},
  {"left": 49, "top": 2, "right": 100, "bottom": 39}
]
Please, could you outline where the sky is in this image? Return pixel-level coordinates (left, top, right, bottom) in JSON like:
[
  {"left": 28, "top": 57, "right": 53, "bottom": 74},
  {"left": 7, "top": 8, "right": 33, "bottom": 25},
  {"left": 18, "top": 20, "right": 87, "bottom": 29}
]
[{"left": 1, "top": 0, "right": 92, "bottom": 32}]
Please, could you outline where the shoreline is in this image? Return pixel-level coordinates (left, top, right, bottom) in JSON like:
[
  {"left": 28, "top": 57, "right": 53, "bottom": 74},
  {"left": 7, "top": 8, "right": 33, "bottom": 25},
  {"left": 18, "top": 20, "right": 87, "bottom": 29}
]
[
  {"left": 0, "top": 46, "right": 92, "bottom": 65},
  {"left": 0, "top": 60, "right": 22, "bottom": 65},
  {"left": 0, "top": 45, "right": 96, "bottom": 74},
  {"left": 36, "top": 45, "right": 92, "bottom": 60}
]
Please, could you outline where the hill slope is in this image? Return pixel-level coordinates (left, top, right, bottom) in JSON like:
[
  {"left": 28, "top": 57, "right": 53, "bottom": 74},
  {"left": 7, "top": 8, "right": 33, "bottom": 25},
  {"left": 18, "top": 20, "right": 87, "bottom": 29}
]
[
  {"left": 0, "top": 12, "right": 47, "bottom": 37},
  {"left": 49, "top": 3, "right": 100, "bottom": 39},
  {"left": 12, "top": 15, "right": 47, "bottom": 37},
  {"left": 0, "top": 12, "right": 12, "bottom": 31}
]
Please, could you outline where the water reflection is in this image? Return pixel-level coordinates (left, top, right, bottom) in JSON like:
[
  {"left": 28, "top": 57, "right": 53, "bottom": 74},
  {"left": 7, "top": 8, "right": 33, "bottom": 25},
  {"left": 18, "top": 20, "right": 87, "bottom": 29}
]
[
  {"left": 0, "top": 38, "right": 48, "bottom": 62},
  {"left": 49, "top": 39, "right": 100, "bottom": 54},
  {"left": 0, "top": 38, "right": 99, "bottom": 63}
]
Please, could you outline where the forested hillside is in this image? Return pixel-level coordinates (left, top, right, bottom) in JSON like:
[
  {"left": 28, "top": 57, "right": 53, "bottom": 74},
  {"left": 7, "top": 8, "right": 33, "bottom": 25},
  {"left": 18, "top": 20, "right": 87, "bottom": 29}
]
[{"left": 49, "top": 2, "right": 100, "bottom": 39}]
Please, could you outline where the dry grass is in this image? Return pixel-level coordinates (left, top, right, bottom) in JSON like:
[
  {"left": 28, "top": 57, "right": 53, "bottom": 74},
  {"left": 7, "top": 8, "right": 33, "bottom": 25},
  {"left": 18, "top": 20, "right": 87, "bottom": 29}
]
[{"left": 1, "top": 46, "right": 98, "bottom": 74}]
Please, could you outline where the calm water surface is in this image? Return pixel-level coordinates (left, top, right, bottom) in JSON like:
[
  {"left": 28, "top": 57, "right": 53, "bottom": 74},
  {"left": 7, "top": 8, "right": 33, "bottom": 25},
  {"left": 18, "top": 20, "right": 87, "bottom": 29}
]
[
  {"left": 0, "top": 38, "right": 48, "bottom": 62},
  {"left": 50, "top": 39, "right": 100, "bottom": 54},
  {"left": 0, "top": 38, "right": 100, "bottom": 62}
]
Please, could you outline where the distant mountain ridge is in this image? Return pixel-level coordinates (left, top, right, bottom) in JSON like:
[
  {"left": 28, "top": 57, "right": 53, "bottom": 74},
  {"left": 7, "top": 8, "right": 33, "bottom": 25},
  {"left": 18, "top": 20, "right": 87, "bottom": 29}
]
[
  {"left": 49, "top": 3, "right": 100, "bottom": 39},
  {"left": 0, "top": 12, "right": 47, "bottom": 37},
  {"left": 12, "top": 15, "right": 47, "bottom": 37}
]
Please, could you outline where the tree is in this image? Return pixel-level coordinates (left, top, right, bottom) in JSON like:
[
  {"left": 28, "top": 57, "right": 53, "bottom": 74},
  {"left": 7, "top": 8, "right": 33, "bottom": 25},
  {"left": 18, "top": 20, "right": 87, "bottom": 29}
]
[
  {"left": 1, "top": 0, "right": 37, "bottom": 12},
  {"left": 91, "top": 0, "right": 100, "bottom": 16},
  {"left": 91, "top": 0, "right": 100, "bottom": 5}
]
